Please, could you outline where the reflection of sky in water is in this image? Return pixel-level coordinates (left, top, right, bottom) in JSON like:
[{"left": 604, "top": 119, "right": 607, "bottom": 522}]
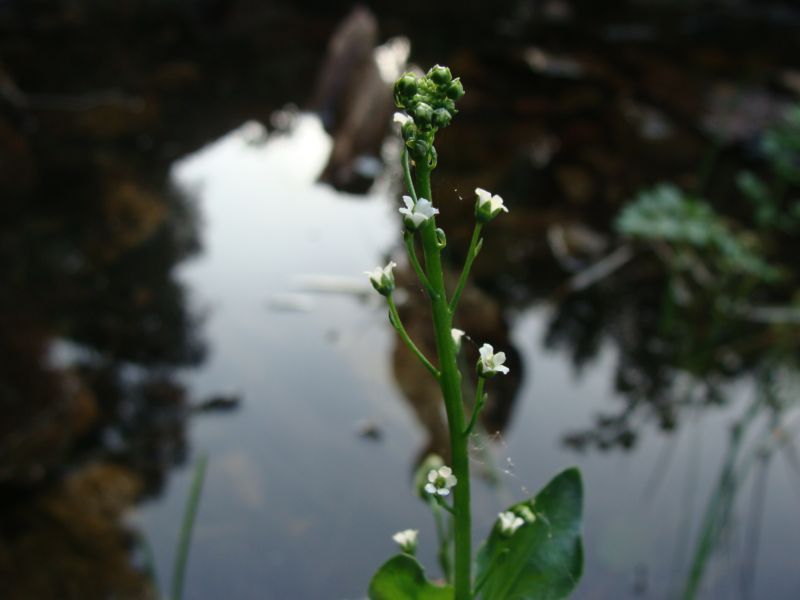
[{"left": 132, "top": 116, "right": 800, "bottom": 599}]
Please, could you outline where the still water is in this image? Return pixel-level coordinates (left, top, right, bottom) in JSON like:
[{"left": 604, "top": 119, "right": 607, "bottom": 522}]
[{"left": 128, "top": 115, "right": 800, "bottom": 599}]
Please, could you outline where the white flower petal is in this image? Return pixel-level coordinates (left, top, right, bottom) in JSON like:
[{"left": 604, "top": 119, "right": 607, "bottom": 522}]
[
  {"left": 498, "top": 511, "right": 524, "bottom": 535},
  {"left": 437, "top": 487, "right": 450, "bottom": 496},
  {"left": 438, "top": 466, "right": 452, "bottom": 478},
  {"left": 475, "top": 187, "right": 492, "bottom": 207},
  {"left": 393, "top": 529, "right": 418, "bottom": 548},
  {"left": 402, "top": 195, "right": 414, "bottom": 210},
  {"left": 493, "top": 352, "right": 506, "bottom": 365},
  {"left": 408, "top": 213, "right": 427, "bottom": 227},
  {"left": 497, "top": 365, "right": 510, "bottom": 375},
  {"left": 414, "top": 198, "right": 439, "bottom": 219},
  {"left": 489, "top": 195, "right": 505, "bottom": 213},
  {"left": 424, "top": 483, "right": 436, "bottom": 494},
  {"left": 365, "top": 268, "right": 381, "bottom": 284},
  {"left": 382, "top": 261, "right": 397, "bottom": 278},
  {"left": 479, "top": 343, "right": 493, "bottom": 360},
  {"left": 394, "top": 112, "right": 411, "bottom": 125}
]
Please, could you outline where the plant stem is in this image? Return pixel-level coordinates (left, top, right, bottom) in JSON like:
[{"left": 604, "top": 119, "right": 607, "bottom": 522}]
[
  {"left": 430, "top": 500, "right": 453, "bottom": 583},
  {"left": 387, "top": 295, "right": 441, "bottom": 379},
  {"left": 464, "top": 377, "right": 486, "bottom": 436},
  {"left": 171, "top": 453, "right": 208, "bottom": 600},
  {"left": 415, "top": 162, "right": 473, "bottom": 599},
  {"left": 449, "top": 223, "right": 483, "bottom": 313},
  {"left": 402, "top": 147, "right": 418, "bottom": 202},
  {"left": 434, "top": 494, "right": 457, "bottom": 516},
  {"left": 404, "top": 232, "right": 438, "bottom": 299}
]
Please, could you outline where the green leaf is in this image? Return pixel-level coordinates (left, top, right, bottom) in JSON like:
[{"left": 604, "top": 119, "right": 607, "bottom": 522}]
[
  {"left": 368, "top": 554, "right": 454, "bottom": 600},
  {"left": 475, "top": 468, "right": 584, "bottom": 600}
]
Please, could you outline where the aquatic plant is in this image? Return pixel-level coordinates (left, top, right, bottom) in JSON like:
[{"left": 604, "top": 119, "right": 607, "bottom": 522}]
[
  {"left": 365, "top": 65, "right": 584, "bottom": 600},
  {"left": 737, "top": 105, "right": 800, "bottom": 233},
  {"left": 616, "top": 183, "right": 780, "bottom": 283}
]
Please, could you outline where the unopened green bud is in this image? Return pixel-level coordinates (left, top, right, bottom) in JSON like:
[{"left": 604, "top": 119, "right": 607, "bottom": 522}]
[
  {"left": 414, "top": 102, "right": 433, "bottom": 127},
  {"left": 517, "top": 505, "right": 536, "bottom": 523},
  {"left": 401, "top": 121, "right": 417, "bottom": 141},
  {"left": 408, "top": 138, "right": 429, "bottom": 160},
  {"left": 446, "top": 78, "right": 465, "bottom": 100},
  {"left": 432, "top": 108, "right": 452, "bottom": 128},
  {"left": 428, "top": 65, "right": 452, "bottom": 86},
  {"left": 394, "top": 73, "right": 418, "bottom": 107}
]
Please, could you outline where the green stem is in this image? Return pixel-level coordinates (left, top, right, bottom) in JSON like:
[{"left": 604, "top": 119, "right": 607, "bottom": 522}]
[
  {"left": 404, "top": 232, "right": 438, "bottom": 299},
  {"left": 387, "top": 295, "right": 440, "bottom": 379},
  {"left": 430, "top": 500, "right": 453, "bottom": 583},
  {"left": 464, "top": 377, "right": 486, "bottom": 436},
  {"left": 170, "top": 453, "right": 208, "bottom": 600},
  {"left": 402, "top": 147, "right": 418, "bottom": 202},
  {"left": 415, "top": 162, "right": 473, "bottom": 599},
  {"left": 449, "top": 223, "right": 483, "bottom": 313},
  {"left": 435, "top": 494, "right": 456, "bottom": 516}
]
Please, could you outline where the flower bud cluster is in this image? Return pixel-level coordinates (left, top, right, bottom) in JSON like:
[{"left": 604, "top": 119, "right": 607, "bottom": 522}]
[{"left": 393, "top": 65, "right": 465, "bottom": 164}]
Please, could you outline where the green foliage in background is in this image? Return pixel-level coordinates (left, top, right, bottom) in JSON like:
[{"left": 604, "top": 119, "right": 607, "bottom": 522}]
[
  {"left": 616, "top": 183, "right": 780, "bottom": 283},
  {"left": 737, "top": 106, "right": 800, "bottom": 232}
]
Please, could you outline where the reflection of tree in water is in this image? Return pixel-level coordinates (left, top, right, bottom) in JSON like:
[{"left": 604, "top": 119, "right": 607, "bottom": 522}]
[
  {"left": 0, "top": 15, "right": 208, "bottom": 600},
  {"left": 0, "top": 0, "right": 341, "bottom": 592},
  {"left": 0, "top": 168, "right": 204, "bottom": 597},
  {"left": 545, "top": 252, "right": 797, "bottom": 451},
  {"left": 0, "top": 168, "right": 204, "bottom": 484},
  {"left": 541, "top": 246, "right": 800, "bottom": 596}
]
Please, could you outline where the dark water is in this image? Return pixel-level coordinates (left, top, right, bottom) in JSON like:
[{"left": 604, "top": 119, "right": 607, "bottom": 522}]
[{"left": 1, "top": 2, "right": 799, "bottom": 599}]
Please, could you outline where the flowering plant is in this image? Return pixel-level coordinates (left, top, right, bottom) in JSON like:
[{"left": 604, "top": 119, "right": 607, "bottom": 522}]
[{"left": 366, "top": 65, "right": 584, "bottom": 599}]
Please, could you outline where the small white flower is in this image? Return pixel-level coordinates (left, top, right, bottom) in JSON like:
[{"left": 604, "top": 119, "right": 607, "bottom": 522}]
[
  {"left": 394, "top": 112, "right": 412, "bottom": 126},
  {"left": 365, "top": 261, "right": 397, "bottom": 296},
  {"left": 392, "top": 529, "right": 418, "bottom": 553},
  {"left": 451, "top": 328, "right": 465, "bottom": 350},
  {"left": 474, "top": 187, "right": 508, "bottom": 223},
  {"left": 498, "top": 511, "right": 525, "bottom": 536},
  {"left": 477, "top": 343, "right": 510, "bottom": 377},
  {"left": 399, "top": 196, "right": 439, "bottom": 231},
  {"left": 424, "top": 466, "right": 457, "bottom": 496}
]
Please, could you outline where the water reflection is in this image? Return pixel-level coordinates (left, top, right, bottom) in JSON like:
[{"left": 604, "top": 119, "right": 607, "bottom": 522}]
[
  {"left": 534, "top": 216, "right": 800, "bottom": 597},
  {"left": 0, "top": 64, "right": 206, "bottom": 600},
  {"left": 682, "top": 363, "right": 800, "bottom": 599},
  {"left": 2, "top": 1, "right": 800, "bottom": 598}
]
